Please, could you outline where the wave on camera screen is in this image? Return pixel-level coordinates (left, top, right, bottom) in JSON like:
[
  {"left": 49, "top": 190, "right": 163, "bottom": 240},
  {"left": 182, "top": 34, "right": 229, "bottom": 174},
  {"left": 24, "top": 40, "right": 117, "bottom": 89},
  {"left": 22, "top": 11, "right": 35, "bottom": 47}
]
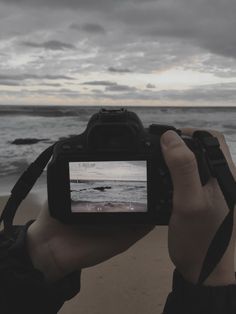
[{"left": 69, "top": 161, "right": 147, "bottom": 213}]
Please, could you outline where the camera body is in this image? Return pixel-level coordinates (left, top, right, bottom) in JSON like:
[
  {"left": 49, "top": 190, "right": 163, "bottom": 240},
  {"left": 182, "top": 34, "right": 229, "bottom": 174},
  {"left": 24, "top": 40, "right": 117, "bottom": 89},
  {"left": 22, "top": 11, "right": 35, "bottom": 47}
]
[{"left": 47, "top": 108, "right": 210, "bottom": 225}]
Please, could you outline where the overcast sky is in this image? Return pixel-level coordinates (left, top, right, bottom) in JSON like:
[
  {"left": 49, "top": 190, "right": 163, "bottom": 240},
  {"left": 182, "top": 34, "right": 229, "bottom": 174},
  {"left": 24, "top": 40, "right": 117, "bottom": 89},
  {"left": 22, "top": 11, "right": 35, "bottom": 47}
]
[{"left": 0, "top": 0, "right": 236, "bottom": 106}]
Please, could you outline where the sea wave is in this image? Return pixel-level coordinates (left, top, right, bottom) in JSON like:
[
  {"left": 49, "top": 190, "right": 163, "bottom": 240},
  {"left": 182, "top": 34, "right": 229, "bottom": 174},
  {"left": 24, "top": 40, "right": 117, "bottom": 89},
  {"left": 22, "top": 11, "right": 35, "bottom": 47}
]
[{"left": 0, "top": 105, "right": 235, "bottom": 176}]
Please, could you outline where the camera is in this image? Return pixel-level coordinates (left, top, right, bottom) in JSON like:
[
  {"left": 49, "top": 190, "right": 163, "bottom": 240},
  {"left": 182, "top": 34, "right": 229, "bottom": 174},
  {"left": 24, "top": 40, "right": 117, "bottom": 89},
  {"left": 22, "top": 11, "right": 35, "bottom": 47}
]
[{"left": 47, "top": 108, "right": 211, "bottom": 225}]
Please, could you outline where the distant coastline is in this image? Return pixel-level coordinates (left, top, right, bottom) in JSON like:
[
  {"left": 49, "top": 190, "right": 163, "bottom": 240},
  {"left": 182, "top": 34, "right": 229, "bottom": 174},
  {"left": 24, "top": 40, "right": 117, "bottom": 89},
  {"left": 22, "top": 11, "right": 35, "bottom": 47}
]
[{"left": 0, "top": 104, "right": 235, "bottom": 117}]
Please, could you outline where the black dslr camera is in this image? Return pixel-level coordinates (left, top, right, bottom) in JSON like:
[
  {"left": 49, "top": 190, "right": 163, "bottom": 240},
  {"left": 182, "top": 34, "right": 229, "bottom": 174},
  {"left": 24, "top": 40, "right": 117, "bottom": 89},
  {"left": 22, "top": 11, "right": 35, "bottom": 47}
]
[{"left": 47, "top": 108, "right": 210, "bottom": 225}]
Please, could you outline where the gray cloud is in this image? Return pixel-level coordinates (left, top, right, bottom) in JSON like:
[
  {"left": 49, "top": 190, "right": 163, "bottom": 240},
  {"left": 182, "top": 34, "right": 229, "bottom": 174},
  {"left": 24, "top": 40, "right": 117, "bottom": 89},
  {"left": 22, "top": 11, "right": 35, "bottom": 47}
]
[
  {"left": 1, "top": 81, "right": 236, "bottom": 105},
  {"left": 121, "top": 1, "right": 236, "bottom": 59},
  {"left": 20, "top": 87, "right": 80, "bottom": 96},
  {"left": 70, "top": 23, "right": 106, "bottom": 34},
  {"left": 0, "top": 0, "right": 127, "bottom": 10},
  {"left": 37, "top": 82, "right": 62, "bottom": 87},
  {"left": 82, "top": 80, "right": 137, "bottom": 92},
  {"left": 159, "top": 87, "right": 236, "bottom": 102},
  {"left": 0, "top": 81, "right": 21, "bottom": 86},
  {"left": 0, "top": 0, "right": 236, "bottom": 106},
  {"left": 22, "top": 40, "right": 75, "bottom": 50},
  {"left": 0, "top": 74, "right": 74, "bottom": 81},
  {"left": 1, "top": 0, "right": 236, "bottom": 60},
  {"left": 146, "top": 83, "right": 155, "bottom": 89},
  {"left": 82, "top": 80, "right": 116, "bottom": 86},
  {"left": 108, "top": 67, "right": 132, "bottom": 73},
  {"left": 105, "top": 84, "right": 137, "bottom": 92},
  {"left": 91, "top": 89, "right": 103, "bottom": 94}
]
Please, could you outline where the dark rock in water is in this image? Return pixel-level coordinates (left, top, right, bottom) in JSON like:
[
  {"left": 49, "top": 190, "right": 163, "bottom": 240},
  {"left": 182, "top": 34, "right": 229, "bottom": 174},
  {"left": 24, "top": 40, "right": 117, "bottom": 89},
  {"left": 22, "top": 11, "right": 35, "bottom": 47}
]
[
  {"left": 11, "top": 138, "right": 49, "bottom": 145},
  {"left": 223, "top": 124, "right": 236, "bottom": 130},
  {"left": 93, "top": 186, "right": 112, "bottom": 192},
  {"left": 58, "top": 134, "right": 78, "bottom": 141}
]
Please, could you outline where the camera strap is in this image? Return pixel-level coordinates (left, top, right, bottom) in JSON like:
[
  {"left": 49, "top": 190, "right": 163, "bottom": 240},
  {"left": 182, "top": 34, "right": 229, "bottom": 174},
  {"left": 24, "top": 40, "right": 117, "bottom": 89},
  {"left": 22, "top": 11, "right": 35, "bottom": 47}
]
[
  {"left": 0, "top": 131, "right": 235, "bottom": 286},
  {"left": 0, "top": 144, "right": 55, "bottom": 234},
  {"left": 193, "top": 131, "right": 236, "bottom": 285}
]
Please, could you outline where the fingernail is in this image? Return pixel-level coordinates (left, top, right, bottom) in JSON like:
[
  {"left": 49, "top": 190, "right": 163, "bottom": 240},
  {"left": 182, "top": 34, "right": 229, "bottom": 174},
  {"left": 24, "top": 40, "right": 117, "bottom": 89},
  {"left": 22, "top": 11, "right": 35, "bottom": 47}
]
[{"left": 161, "top": 130, "right": 183, "bottom": 148}]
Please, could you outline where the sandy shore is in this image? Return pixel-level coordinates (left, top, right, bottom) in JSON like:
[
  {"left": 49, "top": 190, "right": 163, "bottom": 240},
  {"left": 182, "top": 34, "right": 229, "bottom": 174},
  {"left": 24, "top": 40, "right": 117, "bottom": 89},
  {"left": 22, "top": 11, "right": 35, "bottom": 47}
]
[{"left": 0, "top": 174, "right": 174, "bottom": 314}]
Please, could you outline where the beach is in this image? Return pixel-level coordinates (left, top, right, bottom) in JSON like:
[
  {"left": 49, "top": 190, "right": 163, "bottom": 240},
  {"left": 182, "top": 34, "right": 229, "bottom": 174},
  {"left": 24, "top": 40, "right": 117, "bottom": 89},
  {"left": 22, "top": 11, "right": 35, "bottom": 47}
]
[{"left": 0, "top": 174, "right": 174, "bottom": 314}]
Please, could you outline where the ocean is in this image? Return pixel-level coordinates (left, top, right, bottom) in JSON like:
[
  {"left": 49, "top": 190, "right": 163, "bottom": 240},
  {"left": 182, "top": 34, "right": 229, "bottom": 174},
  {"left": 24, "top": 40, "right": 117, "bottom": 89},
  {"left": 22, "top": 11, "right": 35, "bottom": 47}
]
[{"left": 0, "top": 105, "right": 235, "bottom": 179}]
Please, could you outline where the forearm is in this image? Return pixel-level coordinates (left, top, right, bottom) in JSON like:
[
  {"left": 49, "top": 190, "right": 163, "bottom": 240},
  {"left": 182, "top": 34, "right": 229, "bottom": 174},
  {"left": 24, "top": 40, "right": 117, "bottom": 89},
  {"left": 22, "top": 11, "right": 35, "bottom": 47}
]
[{"left": 27, "top": 221, "right": 64, "bottom": 283}]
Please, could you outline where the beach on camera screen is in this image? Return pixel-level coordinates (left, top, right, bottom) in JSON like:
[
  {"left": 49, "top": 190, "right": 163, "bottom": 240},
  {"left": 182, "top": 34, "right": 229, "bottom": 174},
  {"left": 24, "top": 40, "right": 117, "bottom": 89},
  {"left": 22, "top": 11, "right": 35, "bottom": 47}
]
[{"left": 69, "top": 161, "right": 147, "bottom": 213}]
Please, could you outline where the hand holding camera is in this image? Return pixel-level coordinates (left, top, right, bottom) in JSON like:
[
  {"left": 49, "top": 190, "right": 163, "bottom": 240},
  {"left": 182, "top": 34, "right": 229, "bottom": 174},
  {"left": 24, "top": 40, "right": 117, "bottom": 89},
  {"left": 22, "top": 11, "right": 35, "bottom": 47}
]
[
  {"left": 26, "top": 117, "right": 236, "bottom": 287},
  {"left": 161, "top": 129, "right": 236, "bottom": 286}
]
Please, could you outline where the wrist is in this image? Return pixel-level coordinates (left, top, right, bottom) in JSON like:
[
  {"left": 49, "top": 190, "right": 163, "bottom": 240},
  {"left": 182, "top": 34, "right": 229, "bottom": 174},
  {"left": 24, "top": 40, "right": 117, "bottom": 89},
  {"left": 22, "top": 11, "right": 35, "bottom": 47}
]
[
  {"left": 179, "top": 265, "right": 236, "bottom": 286},
  {"left": 204, "top": 273, "right": 236, "bottom": 286},
  {"left": 26, "top": 222, "right": 63, "bottom": 282},
  {"left": 163, "top": 268, "right": 236, "bottom": 314}
]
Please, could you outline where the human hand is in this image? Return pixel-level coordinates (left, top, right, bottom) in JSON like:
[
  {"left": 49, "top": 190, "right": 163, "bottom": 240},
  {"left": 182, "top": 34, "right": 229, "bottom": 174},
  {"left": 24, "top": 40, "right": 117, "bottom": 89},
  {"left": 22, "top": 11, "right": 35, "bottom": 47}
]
[
  {"left": 160, "top": 129, "right": 236, "bottom": 286},
  {"left": 27, "top": 203, "right": 154, "bottom": 282}
]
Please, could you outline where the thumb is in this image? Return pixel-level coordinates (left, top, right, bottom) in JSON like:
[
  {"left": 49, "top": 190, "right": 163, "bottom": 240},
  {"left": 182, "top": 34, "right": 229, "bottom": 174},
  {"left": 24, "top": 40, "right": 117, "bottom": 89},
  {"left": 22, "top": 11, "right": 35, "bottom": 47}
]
[{"left": 160, "top": 130, "right": 202, "bottom": 206}]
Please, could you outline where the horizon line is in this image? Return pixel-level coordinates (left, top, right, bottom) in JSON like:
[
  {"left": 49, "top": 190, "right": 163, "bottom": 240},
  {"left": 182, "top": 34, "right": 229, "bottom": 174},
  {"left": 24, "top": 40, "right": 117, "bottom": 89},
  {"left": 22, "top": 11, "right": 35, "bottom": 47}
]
[{"left": 0, "top": 103, "right": 236, "bottom": 108}]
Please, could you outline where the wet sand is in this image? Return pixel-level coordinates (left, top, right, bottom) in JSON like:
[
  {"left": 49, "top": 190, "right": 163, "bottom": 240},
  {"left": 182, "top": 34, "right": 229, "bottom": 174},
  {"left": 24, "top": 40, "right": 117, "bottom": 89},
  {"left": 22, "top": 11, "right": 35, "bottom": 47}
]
[{"left": 0, "top": 174, "right": 174, "bottom": 314}]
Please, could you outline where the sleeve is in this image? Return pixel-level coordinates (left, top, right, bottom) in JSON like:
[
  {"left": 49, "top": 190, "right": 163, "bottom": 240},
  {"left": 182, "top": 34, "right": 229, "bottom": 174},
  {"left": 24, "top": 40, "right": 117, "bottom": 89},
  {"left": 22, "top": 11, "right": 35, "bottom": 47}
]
[
  {"left": 163, "top": 268, "right": 236, "bottom": 314},
  {"left": 0, "top": 221, "right": 82, "bottom": 314}
]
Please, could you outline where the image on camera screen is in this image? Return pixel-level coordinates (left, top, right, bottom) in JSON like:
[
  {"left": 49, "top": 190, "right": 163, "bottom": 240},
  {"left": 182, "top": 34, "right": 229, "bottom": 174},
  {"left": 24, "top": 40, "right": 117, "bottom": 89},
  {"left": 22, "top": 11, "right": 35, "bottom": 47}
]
[{"left": 69, "top": 161, "right": 147, "bottom": 213}]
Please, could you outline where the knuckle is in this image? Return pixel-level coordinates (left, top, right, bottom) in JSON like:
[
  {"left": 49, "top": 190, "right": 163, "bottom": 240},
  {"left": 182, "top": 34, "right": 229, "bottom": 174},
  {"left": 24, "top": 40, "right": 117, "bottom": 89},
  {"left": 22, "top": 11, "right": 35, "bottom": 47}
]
[
  {"left": 170, "top": 149, "right": 197, "bottom": 172},
  {"left": 207, "top": 129, "right": 226, "bottom": 143},
  {"left": 173, "top": 194, "right": 209, "bottom": 220}
]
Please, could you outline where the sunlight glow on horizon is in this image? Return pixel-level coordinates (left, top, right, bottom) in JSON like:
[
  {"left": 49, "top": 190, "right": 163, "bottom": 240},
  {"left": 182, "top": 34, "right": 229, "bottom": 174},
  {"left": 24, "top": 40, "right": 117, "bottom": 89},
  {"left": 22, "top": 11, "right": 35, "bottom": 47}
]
[{"left": 1, "top": 65, "right": 236, "bottom": 106}]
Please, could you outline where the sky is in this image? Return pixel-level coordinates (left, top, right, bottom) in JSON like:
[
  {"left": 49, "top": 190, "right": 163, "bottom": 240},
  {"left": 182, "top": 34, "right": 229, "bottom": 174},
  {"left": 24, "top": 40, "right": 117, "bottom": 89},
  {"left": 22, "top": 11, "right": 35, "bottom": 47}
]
[{"left": 0, "top": 0, "right": 236, "bottom": 107}]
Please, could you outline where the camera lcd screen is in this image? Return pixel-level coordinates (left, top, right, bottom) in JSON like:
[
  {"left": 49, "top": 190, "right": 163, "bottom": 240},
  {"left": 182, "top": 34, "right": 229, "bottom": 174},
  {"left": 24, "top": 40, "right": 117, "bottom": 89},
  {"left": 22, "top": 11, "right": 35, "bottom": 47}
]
[{"left": 69, "top": 161, "right": 147, "bottom": 213}]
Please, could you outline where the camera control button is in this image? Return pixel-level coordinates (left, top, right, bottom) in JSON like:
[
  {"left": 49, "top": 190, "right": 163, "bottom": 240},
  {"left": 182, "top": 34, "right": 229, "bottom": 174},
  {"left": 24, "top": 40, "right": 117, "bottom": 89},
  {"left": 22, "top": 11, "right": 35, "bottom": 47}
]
[
  {"left": 75, "top": 144, "right": 83, "bottom": 150},
  {"left": 158, "top": 169, "right": 166, "bottom": 176},
  {"left": 145, "top": 141, "right": 151, "bottom": 147},
  {"left": 62, "top": 144, "right": 71, "bottom": 150}
]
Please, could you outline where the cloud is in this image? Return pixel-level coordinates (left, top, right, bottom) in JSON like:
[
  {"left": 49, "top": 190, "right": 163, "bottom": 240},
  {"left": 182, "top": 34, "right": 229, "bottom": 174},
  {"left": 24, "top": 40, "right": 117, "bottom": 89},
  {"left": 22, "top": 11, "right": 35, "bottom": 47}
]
[
  {"left": 0, "top": 74, "right": 74, "bottom": 81},
  {"left": 19, "top": 87, "right": 80, "bottom": 96},
  {"left": 70, "top": 23, "right": 106, "bottom": 34},
  {"left": 0, "top": 0, "right": 236, "bottom": 106},
  {"left": 1, "top": 0, "right": 236, "bottom": 60},
  {"left": 82, "top": 80, "right": 137, "bottom": 92},
  {"left": 105, "top": 84, "right": 137, "bottom": 92},
  {"left": 144, "top": 83, "right": 236, "bottom": 102},
  {"left": 0, "top": 81, "right": 21, "bottom": 86},
  {"left": 82, "top": 80, "right": 116, "bottom": 86},
  {"left": 0, "top": 0, "right": 126, "bottom": 10},
  {"left": 123, "top": 1, "right": 236, "bottom": 59},
  {"left": 37, "top": 82, "right": 62, "bottom": 87},
  {"left": 22, "top": 40, "right": 75, "bottom": 50},
  {"left": 146, "top": 83, "right": 155, "bottom": 89},
  {"left": 158, "top": 86, "right": 236, "bottom": 102},
  {"left": 108, "top": 67, "right": 132, "bottom": 73}
]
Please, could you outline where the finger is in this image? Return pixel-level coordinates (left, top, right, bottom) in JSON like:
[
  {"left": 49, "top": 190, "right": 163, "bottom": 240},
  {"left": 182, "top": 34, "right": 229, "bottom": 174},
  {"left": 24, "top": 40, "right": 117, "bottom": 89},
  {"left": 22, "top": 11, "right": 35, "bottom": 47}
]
[
  {"left": 181, "top": 128, "right": 236, "bottom": 179},
  {"left": 181, "top": 128, "right": 230, "bottom": 158},
  {"left": 160, "top": 130, "right": 202, "bottom": 206}
]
